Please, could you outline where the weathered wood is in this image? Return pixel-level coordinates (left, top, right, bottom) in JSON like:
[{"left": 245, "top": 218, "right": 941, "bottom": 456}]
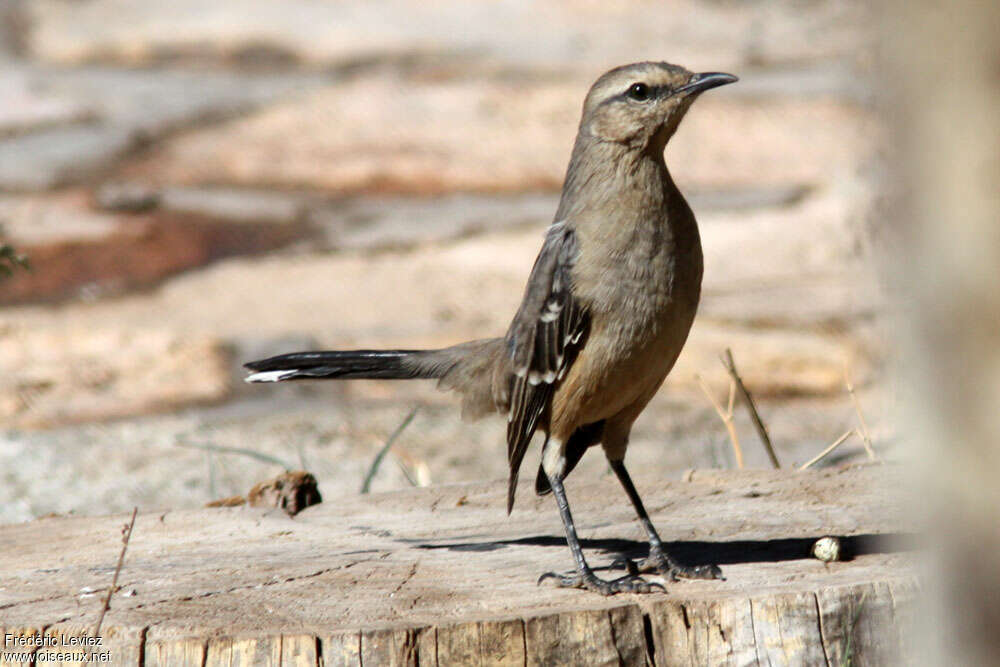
[
  {"left": 144, "top": 637, "right": 205, "bottom": 667},
  {"left": 206, "top": 635, "right": 281, "bottom": 666},
  {"left": 0, "top": 464, "right": 916, "bottom": 665},
  {"left": 280, "top": 635, "right": 320, "bottom": 667},
  {"left": 321, "top": 633, "right": 361, "bottom": 667}
]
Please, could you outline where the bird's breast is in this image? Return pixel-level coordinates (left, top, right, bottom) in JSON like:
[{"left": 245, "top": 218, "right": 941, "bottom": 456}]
[
  {"left": 552, "top": 214, "right": 702, "bottom": 427},
  {"left": 573, "top": 205, "right": 703, "bottom": 334}
]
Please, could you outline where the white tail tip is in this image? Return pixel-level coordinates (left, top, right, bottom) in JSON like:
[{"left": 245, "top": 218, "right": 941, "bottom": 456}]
[{"left": 245, "top": 369, "right": 298, "bottom": 383}]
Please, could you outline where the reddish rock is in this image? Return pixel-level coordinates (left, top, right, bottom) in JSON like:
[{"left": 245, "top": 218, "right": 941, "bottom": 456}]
[{"left": 0, "top": 192, "right": 308, "bottom": 305}]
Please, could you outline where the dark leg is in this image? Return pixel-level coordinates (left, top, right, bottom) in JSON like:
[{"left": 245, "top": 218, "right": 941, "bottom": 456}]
[
  {"left": 609, "top": 459, "right": 722, "bottom": 581},
  {"left": 538, "top": 470, "right": 664, "bottom": 595}
]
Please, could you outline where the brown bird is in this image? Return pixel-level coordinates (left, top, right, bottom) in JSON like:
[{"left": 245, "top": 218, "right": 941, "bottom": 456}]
[{"left": 246, "top": 62, "right": 737, "bottom": 595}]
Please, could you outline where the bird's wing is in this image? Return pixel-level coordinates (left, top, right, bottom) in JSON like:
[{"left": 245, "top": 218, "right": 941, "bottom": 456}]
[{"left": 503, "top": 221, "right": 589, "bottom": 512}]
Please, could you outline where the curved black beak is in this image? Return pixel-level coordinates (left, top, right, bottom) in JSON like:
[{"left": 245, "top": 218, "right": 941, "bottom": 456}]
[{"left": 676, "top": 72, "right": 738, "bottom": 96}]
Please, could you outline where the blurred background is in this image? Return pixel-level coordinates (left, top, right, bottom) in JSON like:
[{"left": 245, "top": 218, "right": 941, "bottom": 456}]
[{"left": 0, "top": 0, "right": 890, "bottom": 522}]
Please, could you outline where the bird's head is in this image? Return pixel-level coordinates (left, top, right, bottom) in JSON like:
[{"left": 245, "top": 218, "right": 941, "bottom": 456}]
[{"left": 579, "top": 62, "right": 737, "bottom": 151}]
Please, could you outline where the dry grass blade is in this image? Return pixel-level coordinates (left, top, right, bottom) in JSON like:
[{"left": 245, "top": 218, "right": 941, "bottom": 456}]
[
  {"left": 696, "top": 373, "right": 744, "bottom": 468},
  {"left": 799, "top": 429, "right": 856, "bottom": 470},
  {"left": 92, "top": 506, "right": 138, "bottom": 641},
  {"left": 176, "top": 440, "right": 293, "bottom": 470},
  {"left": 845, "top": 367, "right": 877, "bottom": 461},
  {"left": 727, "top": 377, "right": 736, "bottom": 417},
  {"left": 721, "top": 348, "right": 781, "bottom": 468},
  {"left": 361, "top": 406, "right": 420, "bottom": 493},
  {"left": 392, "top": 445, "right": 433, "bottom": 487}
]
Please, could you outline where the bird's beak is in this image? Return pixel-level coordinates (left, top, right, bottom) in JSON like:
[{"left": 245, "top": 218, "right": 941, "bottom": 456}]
[{"left": 676, "top": 72, "right": 738, "bottom": 96}]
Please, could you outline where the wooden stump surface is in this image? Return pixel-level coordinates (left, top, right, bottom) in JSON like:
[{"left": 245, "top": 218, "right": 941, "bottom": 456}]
[{"left": 0, "top": 464, "right": 917, "bottom": 666}]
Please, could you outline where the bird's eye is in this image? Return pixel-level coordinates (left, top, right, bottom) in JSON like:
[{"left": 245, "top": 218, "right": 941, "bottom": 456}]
[{"left": 627, "top": 82, "right": 650, "bottom": 101}]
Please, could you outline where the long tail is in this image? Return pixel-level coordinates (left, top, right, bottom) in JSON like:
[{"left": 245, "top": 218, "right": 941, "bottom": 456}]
[{"left": 244, "top": 349, "right": 458, "bottom": 383}]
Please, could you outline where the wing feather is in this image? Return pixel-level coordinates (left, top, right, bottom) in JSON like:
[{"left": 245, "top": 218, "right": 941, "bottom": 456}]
[{"left": 503, "top": 222, "right": 589, "bottom": 512}]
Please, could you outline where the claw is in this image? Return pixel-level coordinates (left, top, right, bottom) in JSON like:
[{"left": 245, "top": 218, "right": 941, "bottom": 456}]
[
  {"left": 537, "top": 571, "right": 565, "bottom": 586},
  {"left": 538, "top": 569, "right": 664, "bottom": 595},
  {"left": 612, "top": 547, "right": 724, "bottom": 582}
]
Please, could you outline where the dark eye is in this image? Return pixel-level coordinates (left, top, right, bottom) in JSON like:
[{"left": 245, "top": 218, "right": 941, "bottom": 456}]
[{"left": 627, "top": 82, "right": 650, "bottom": 101}]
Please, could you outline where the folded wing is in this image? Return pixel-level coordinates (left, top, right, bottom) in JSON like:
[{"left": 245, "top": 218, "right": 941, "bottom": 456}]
[{"left": 503, "top": 222, "right": 589, "bottom": 512}]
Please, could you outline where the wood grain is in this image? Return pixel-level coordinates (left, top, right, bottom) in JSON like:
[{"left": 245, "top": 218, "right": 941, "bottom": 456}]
[{"left": 0, "top": 464, "right": 916, "bottom": 665}]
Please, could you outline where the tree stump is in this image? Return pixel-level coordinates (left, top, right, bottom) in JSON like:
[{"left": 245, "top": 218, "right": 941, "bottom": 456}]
[{"left": 0, "top": 464, "right": 916, "bottom": 665}]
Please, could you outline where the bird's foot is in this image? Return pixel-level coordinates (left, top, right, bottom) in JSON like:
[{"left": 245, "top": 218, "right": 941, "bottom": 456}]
[
  {"left": 612, "top": 547, "right": 723, "bottom": 582},
  {"left": 538, "top": 568, "right": 664, "bottom": 596}
]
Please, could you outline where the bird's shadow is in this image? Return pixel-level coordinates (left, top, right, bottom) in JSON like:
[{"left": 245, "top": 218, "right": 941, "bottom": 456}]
[{"left": 410, "top": 533, "right": 914, "bottom": 566}]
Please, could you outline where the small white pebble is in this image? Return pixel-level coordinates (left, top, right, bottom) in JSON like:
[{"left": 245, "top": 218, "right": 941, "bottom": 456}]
[{"left": 812, "top": 536, "right": 842, "bottom": 562}]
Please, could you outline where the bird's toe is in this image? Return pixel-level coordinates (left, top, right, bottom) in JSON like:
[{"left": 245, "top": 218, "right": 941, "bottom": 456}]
[{"left": 538, "top": 569, "right": 663, "bottom": 596}]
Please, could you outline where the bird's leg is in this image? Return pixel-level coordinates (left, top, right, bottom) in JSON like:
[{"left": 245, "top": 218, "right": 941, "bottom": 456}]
[
  {"left": 539, "top": 472, "right": 664, "bottom": 595},
  {"left": 608, "top": 459, "right": 722, "bottom": 581},
  {"left": 537, "top": 442, "right": 663, "bottom": 595}
]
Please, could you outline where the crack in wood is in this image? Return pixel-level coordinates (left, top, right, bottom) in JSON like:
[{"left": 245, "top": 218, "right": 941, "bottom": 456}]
[
  {"left": 641, "top": 611, "right": 657, "bottom": 667},
  {"left": 814, "top": 591, "right": 832, "bottom": 667},
  {"left": 519, "top": 619, "right": 527, "bottom": 667},
  {"left": 749, "top": 598, "right": 762, "bottom": 666},
  {"left": 128, "top": 561, "right": 366, "bottom": 615},
  {"left": 313, "top": 633, "right": 324, "bottom": 667},
  {"left": 0, "top": 592, "right": 77, "bottom": 611},
  {"left": 606, "top": 608, "right": 622, "bottom": 665},
  {"left": 389, "top": 561, "right": 419, "bottom": 598},
  {"left": 137, "top": 625, "right": 148, "bottom": 667}
]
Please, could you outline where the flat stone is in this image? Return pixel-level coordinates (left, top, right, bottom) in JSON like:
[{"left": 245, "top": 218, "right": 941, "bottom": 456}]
[
  {"left": 698, "top": 189, "right": 881, "bottom": 325},
  {"left": 701, "top": 280, "right": 880, "bottom": 329},
  {"left": 0, "top": 124, "right": 133, "bottom": 191},
  {"left": 34, "top": 65, "right": 326, "bottom": 136},
  {"left": 668, "top": 96, "right": 874, "bottom": 191},
  {"left": 26, "top": 0, "right": 872, "bottom": 72},
  {"left": 0, "top": 191, "right": 124, "bottom": 244},
  {"left": 0, "top": 64, "right": 328, "bottom": 191},
  {"left": 702, "top": 192, "right": 860, "bottom": 288},
  {"left": 0, "top": 324, "right": 231, "bottom": 429},
  {"left": 120, "top": 72, "right": 872, "bottom": 195},
  {"left": 307, "top": 186, "right": 815, "bottom": 253},
  {"left": 1, "top": 193, "right": 873, "bottom": 337},
  {"left": 1, "top": 192, "right": 878, "bottom": 389},
  {"left": 118, "top": 74, "right": 580, "bottom": 194},
  {"left": 310, "top": 192, "right": 556, "bottom": 251},
  {"left": 0, "top": 68, "right": 95, "bottom": 138},
  {"left": 158, "top": 186, "right": 309, "bottom": 225},
  {"left": 89, "top": 185, "right": 817, "bottom": 252},
  {"left": 673, "top": 320, "right": 871, "bottom": 398},
  {"left": 0, "top": 191, "right": 309, "bottom": 304},
  {"left": 96, "top": 183, "right": 314, "bottom": 224},
  {"left": 95, "top": 182, "right": 161, "bottom": 212}
]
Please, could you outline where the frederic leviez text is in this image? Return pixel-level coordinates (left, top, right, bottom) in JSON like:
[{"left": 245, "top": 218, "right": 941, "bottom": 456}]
[{"left": 4, "top": 633, "right": 112, "bottom": 663}]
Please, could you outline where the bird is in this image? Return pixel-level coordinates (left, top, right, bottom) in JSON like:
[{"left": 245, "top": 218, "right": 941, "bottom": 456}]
[{"left": 245, "top": 61, "right": 737, "bottom": 595}]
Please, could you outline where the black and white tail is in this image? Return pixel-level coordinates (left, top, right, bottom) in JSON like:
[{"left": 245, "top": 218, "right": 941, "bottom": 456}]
[
  {"left": 244, "top": 349, "right": 452, "bottom": 384},
  {"left": 245, "top": 338, "right": 505, "bottom": 425}
]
